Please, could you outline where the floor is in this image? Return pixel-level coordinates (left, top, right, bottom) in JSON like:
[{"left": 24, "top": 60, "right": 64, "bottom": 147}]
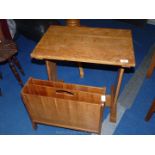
[{"left": 0, "top": 19, "right": 155, "bottom": 135}]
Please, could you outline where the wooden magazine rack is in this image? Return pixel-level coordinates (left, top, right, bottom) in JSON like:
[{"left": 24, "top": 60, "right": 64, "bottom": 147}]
[{"left": 21, "top": 78, "right": 106, "bottom": 134}]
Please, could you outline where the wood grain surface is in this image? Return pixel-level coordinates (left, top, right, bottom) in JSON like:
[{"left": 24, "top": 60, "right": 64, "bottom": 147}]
[
  {"left": 27, "top": 77, "right": 106, "bottom": 94},
  {"left": 21, "top": 78, "right": 105, "bottom": 133},
  {"left": 31, "top": 26, "right": 135, "bottom": 67}
]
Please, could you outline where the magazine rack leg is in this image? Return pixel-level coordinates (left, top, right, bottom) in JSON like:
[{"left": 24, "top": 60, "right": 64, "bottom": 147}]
[{"left": 32, "top": 122, "right": 37, "bottom": 130}]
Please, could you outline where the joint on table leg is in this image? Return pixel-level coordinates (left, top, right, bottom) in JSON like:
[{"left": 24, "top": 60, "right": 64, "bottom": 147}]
[{"left": 45, "top": 60, "right": 57, "bottom": 81}]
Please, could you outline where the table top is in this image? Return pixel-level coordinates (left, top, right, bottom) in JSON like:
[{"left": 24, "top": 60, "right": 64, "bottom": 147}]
[{"left": 31, "top": 26, "right": 135, "bottom": 68}]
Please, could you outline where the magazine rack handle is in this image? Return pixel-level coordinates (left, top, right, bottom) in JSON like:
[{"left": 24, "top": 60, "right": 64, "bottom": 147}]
[{"left": 56, "top": 89, "right": 74, "bottom": 96}]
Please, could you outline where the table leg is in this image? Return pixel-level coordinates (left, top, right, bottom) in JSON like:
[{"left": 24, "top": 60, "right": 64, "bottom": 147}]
[
  {"left": 45, "top": 60, "right": 57, "bottom": 81},
  {"left": 78, "top": 62, "right": 84, "bottom": 78},
  {"left": 110, "top": 68, "right": 124, "bottom": 122}
]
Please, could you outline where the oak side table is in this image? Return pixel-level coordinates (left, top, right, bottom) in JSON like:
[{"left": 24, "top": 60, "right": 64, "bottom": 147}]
[{"left": 31, "top": 25, "right": 136, "bottom": 122}]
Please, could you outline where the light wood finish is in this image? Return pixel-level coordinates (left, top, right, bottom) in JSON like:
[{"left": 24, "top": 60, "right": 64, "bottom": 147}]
[
  {"left": 145, "top": 99, "right": 155, "bottom": 121},
  {"left": 21, "top": 78, "right": 106, "bottom": 133},
  {"left": 45, "top": 60, "right": 57, "bottom": 81},
  {"left": 31, "top": 26, "right": 135, "bottom": 68},
  {"left": 113, "top": 68, "right": 125, "bottom": 106},
  {"left": 78, "top": 62, "right": 84, "bottom": 78},
  {"left": 110, "top": 68, "right": 124, "bottom": 122},
  {"left": 27, "top": 77, "right": 106, "bottom": 94},
  {"left": 146, "top": 53, "right": 155, "bottom": 78},
  {"left": 66, "top": 19, "right": 80, "bottom": 27},
  {"left": 110, "top": 85, "right": 115, "bottom": 122},
  {"left": 66, "top": 19, "right": 84, "bottom": 78},
  {"left": 31, "top": 25, "right": 135, "bottom": 122},
  {"left": 105, "top": 95, "right": 111, "bottom": 107}
]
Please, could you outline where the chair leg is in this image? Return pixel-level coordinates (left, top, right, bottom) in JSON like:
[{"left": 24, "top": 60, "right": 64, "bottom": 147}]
[
  {"left": 145, "top": 99, "right": 155, "bottom": 121},
  {"left": 146, "top": 53, "right": 155, "bottom": 78},
  {"left": 0, "top": 70, "right": 2, "bottom": 96},
  {"left": 0, "top": 72, "right": 2, "bottom": 79},
  {"left": 8, "top": 59, "right": 23, "bottom": 87},
  {"left": 12, "top": 56, "right": 25, "bottom": 75},
  {"left": 0, "top": 88, "right": 2, "bottom": 96}
]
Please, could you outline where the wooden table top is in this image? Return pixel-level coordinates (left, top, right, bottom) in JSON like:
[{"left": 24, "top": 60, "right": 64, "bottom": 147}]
[{"left": 31, "top": 26, "right": 135, "bottom": 68}]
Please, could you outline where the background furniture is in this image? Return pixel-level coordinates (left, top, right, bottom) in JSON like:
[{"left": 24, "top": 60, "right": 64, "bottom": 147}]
[
  {"left": 0, "top": 20, "right": 24, "bottom": 95},
  {"left": 14, "top": 19, "right": 60, "bottom": 42},
  {"left": 146, "top": 52, "right": 155, "bottom": 78},
  {"left": 31, "top": 25, "right": 136, "bottom": 122},
  {"left": 0, "top": 71, "right": 2, "bottom": 95},
  {"left": 145, "top": 99, "right": 155, "bottom": 121},
  {"left": 145, "top": 53, "right": 155, "bottom": 121},
  {"left": 66, "top": 19, "right": 80, "bottom": 27}
]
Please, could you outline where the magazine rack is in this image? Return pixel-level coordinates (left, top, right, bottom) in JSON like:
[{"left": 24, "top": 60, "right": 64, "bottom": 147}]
[{"left": 21, "top": 78, "right": 106, "bottom": 134}]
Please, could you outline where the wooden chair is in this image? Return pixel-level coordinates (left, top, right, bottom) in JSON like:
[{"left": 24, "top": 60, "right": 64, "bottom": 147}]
[
  {"left": 145, "top": 99, "right": 155, "bottom": 121},
  {"left": 0, "top": 20, "right": 24, "bottom": 95}
]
